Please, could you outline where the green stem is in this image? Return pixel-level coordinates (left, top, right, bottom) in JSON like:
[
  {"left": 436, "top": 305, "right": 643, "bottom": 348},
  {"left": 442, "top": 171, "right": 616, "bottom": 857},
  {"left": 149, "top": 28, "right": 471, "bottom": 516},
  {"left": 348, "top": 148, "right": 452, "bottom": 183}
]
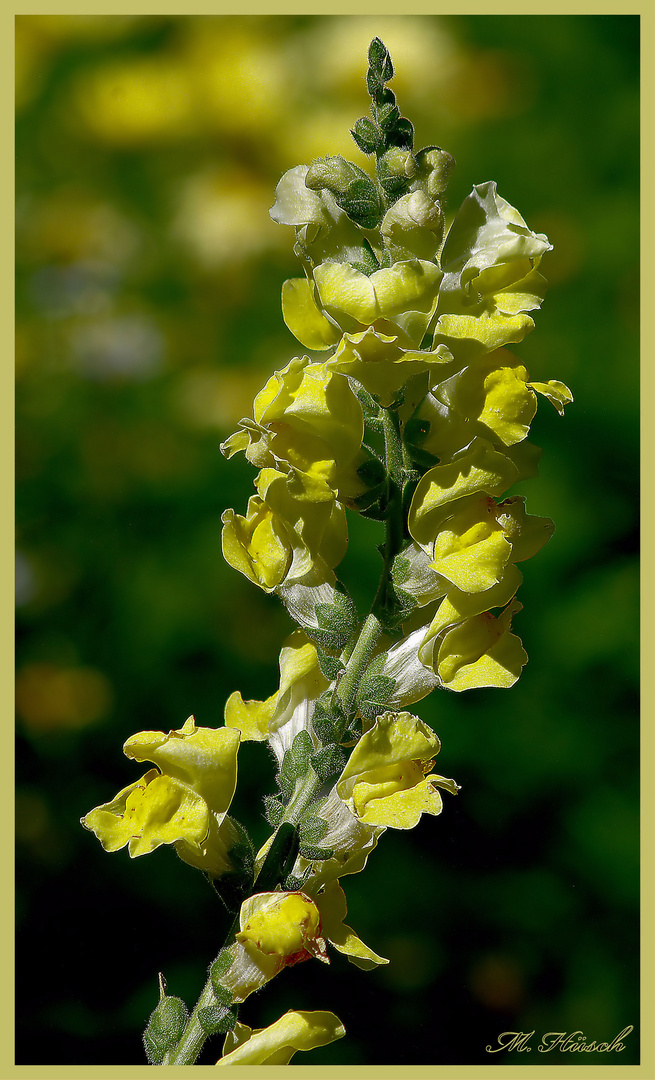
[
  {"left": 336, "top": 611, "right": 383, "bottom": 719},
  {"left": 158, "top": 406, "right": 408, "bottom": 1066},
  {"left": 160, "top": 913, "right": 239, "bottom": 1066}
]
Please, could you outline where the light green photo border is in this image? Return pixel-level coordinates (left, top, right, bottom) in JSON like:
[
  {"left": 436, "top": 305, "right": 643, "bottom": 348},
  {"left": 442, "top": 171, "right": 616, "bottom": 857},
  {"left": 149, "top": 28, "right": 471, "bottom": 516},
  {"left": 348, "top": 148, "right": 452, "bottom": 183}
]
[{"left": 6, "top": 3, "right": 653, "bottom": 1078}]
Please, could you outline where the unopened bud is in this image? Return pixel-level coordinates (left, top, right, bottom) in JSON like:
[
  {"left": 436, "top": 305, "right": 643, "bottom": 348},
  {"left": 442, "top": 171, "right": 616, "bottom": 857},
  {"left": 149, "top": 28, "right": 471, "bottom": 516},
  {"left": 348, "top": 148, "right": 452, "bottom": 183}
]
[
  {"left": 414, "top": 146, "right": 456, "bottom": 198},
  {"left": 143, "top": 994, "right": 188, "bottom": 1065},
  {"left": 377, "top": 148, "right": 417, "bottom": 202},
  {"left": 351, "top": 117, "right": 380, "bottom": 155},
  {"left": 305, "top": 156, "right": 382, "bottom": 230}
]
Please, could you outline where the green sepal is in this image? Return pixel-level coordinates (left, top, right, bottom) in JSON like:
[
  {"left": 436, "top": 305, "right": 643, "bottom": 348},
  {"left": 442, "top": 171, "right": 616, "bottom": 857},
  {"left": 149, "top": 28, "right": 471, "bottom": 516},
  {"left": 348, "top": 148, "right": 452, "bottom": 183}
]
[
  {"left": 305, "top": 590, "right": 359, "bottom": 652},
  {"left": 255, "top": 822, "right": 300, "bottom": 894},
  {"left": 279, "top": 749, "right": 299, "bottom": 798},
  {"left": 387, "top": 118, "right": 414, "bottom": 151},
  {"left": 210, "top": 827, "right": 255, "bottom": 914},
  {"left": 356, "top": 675, "right": 396, "bottom": 719},
  {"left": 198, "top": 1003, "right": 238, "bottom": 1035},
  {"left": 310, "top": 743, "right": 348, "bottom": 781},
  {"left": 312, "top": 695, "right": 340, "bottom": 745},
  {"left": 357, "top": 457, "right": 387, "bottom": 488},
  {"left": 377, "top": 101, "right": 401, "bottom": 131},
  {"left": 292, "top": 729, "right": 313, "bottom": 772},
  {"left": 379, "top": 584, "right": 417, "bottom": 632},
  {"left": 299, "top": 842, "right": 335, "bottom": 861},
  {"left": 143, "top": 995, "right": 188, "bottom": 1065},
  {"left": 283, "top": 872, "right": 308, "bottom": 891},
  {"left": 355, "top": 653, "right": 396, "bottom": 719},
  {"left": 402, "top": 474, "right": 421, "bottom": 516},
  {"left": 263, "top": 794, "right": 285, "bottom": 826},
  {"left": 357, "top": 386, "right": 384, "bottom": 429},
  {"left": 358, "top": 499, "right": 388, "bottom": 522},
  {"left": 316, "top": 647, "right": 345, "bottom": 682},
  {"left": 350, "top": 238, "right": 381, "bottom": 276},
  {"left": 299, "top": 815, "right": 329, "bottom": 845},
  {"left": 352, "top": 481, "right": 387, "bottom": 514},
  {"left": 210, "top": 949, "right": 233, "bottom": 987},
  {"left": 209, "top": 954, "right": 236, "bottom": 1009},
  {"left": 391, "top": 555, "right": 410, "bottom": 586},
  {"left": 351, "top": 116, "right": 380, "bottom": 155}
]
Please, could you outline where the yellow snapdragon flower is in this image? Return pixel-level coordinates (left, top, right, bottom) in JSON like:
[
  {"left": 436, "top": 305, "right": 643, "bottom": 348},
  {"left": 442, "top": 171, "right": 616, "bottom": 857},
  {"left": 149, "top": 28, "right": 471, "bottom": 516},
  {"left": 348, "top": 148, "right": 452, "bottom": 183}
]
[
  {"left": 433, "top": 182, "right": 552, "bottom": 364},
  {"left": 336, "top": 711, "right": 459, "bottom": 829},
  {"left": 213, "top": 882, "right": 386, "bottom": 1007},
  {"left": 411, "top": 492, "right": 555, "bottom": 595},
  {"left": 418, "top": 569, "right": 527, "bottom": 691},
  {"left": 414, "top": 348, "right": 573, "bottom": 459},
  {"left": 81, "top": 717, "right": 240, "bottom": 877},
  {"left": 221, "top": 466, "right": 348, "bottom": 592},
  {"left": 217, "top": 1009, "right": 345, "bottom": 1066},
  {"left": 408, "top": 437, "right": 519, "bottom": 547},
  {"left": 225, "top": 629, "right": 328, "bottom": 762},
  {"left": 221, "top": 356, "right": 365, "bottom": 499},
  {"left": 326, "top": 327, "right": 452, "bottom": 408},
  {"left": 282, "top": 259, "right": 442, "bottom": 352}
]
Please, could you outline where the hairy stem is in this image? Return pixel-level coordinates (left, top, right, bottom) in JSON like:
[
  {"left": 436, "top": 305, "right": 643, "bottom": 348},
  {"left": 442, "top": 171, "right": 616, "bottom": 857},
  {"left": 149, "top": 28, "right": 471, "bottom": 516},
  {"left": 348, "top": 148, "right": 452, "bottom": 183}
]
[{"left": 158, "top": 406, "right": 407, "bottom": 1066}]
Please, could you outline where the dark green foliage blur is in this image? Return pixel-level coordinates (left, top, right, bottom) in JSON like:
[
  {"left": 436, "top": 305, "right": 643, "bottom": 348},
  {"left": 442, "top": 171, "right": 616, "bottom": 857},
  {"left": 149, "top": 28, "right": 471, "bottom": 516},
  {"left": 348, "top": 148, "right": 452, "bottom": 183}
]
[{"left": 15, "top": 14, "right": 639, "bottom": 1066}]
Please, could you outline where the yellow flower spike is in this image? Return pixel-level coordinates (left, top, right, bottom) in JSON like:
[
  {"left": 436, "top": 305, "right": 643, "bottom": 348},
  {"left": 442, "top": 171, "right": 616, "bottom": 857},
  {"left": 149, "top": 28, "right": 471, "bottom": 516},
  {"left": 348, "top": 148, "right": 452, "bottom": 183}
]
[
  {"left": 336, "top": 711, "right": 459, "bottom": 830},
  {"left": 236, "top": 891, "right": 329, "bottom": 965},
  {"left": 313, "top": 880, "right": 388, "bottom": 970},
  {"left": 217, "top": 1010, "right": 346, "bottom": 1066},
  {"left": 81, "top": 718, "right": 241, "bottom": 876},
  {"left": 437, "top": 599, "right": 528, "bottom": 691},
  {"left": 408, "top": 439, "right": 519, "bottom": 548}
]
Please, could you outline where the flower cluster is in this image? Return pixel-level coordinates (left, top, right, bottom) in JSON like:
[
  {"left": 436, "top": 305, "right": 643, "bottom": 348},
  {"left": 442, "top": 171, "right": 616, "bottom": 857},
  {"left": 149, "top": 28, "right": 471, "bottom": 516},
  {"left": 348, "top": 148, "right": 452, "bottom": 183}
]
[{"left": 81, "top": 38, "right": 571, "bottom": 1067}]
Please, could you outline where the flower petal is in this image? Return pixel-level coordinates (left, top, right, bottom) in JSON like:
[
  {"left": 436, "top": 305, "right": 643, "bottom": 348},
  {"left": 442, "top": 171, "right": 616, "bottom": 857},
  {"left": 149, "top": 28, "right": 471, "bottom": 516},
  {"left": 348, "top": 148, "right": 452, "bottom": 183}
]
[
  {"left": 217, "top": 1010, "right": 345, "bottom": 1066},
  {"left": 123, "top": 716, "right": 240, "bottom": 815}
]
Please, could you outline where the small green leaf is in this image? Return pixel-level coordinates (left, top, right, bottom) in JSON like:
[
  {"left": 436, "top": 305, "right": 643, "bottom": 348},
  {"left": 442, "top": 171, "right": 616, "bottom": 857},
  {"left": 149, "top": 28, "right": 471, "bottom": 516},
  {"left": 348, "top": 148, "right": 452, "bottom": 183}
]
[
  {"left": 316, "top": 648, "right": 345, "bottom": 682},
  {"left": 299, "top": 815, "right": 329, "bottom": 845},
  {"left": 299, "top": 842, "right": 335, "bottom": 861},
  {"left": 311, "top": 744, "right": 348, "bottom": 781},
  {"left": 263, "top": 795, "right": 284, "bottom": 826},
  {"left": 351, "top": 116, "right": 380, "bottom": 155},
  {"left": 198, "top": 1003, "right": 237, "bottom": 1035},
  {"left": 143, "top": 995, "right": 188, "bottom": 1065}
]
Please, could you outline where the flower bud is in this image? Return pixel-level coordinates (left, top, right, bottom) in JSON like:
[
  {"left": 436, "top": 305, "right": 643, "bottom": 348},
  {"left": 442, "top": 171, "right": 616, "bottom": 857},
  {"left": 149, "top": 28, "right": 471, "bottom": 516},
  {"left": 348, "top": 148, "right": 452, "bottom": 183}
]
[
  {"left": 305, "top": 156, "right": 382, "bottom": 230},
  {"left": 143, "top": 995, "right": 188, "bottom": 1065},
  {"left": 414, "top": 146, "right": 456, "bottom": 198},
  {"left": 236, "top": 891, "right": 328, "bottom": 965}
]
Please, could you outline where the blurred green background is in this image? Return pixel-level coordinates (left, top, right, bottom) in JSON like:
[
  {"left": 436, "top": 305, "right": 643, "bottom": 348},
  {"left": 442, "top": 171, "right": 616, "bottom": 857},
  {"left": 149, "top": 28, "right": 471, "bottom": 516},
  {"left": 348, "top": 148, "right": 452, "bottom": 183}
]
[{"left": 15, "top": 14, "right": 639, "bottom": 1066}]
